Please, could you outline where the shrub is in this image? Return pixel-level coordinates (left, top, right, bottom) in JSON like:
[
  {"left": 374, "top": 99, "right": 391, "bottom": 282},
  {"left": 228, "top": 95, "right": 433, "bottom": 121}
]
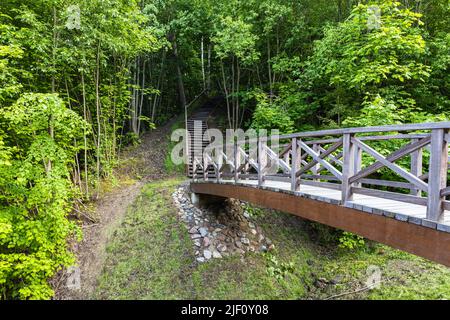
[{"left": 0, "top": 93, "right": 85, "bottom": 299}]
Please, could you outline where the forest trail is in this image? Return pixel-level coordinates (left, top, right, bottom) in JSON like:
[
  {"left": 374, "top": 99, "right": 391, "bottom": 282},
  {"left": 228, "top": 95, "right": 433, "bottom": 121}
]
[{"left": 54, "top": 118, "right": 177, "bottom": 300}]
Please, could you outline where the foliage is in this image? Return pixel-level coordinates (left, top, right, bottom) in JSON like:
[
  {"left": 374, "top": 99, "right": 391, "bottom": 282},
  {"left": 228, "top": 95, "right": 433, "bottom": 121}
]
[
  {"left": 242, "top": 203, "right": 265, "bottom": 218},
  {"left": 338, "top": 232, "right": 366, "bottom": 250},
  {"left": 250, "top": 91, "right": 294, "bottom": 134},
  {"left": 0, "top": 93, "right": 85, "bottom": 299},
  {"left": 0, "top": 0, "right": 449, "bottom": 300},
  {"left": 213, "top": 16, "right": 259, "bottom": 65},
  {"left": 263, "top": 251, "right": 295, "bottom": 282}
]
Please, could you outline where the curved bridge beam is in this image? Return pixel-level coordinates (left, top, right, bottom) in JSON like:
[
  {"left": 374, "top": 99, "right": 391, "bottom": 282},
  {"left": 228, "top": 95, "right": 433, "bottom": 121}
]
[{"left": 190, "top": 181, "right": 450, "bottom": 267}]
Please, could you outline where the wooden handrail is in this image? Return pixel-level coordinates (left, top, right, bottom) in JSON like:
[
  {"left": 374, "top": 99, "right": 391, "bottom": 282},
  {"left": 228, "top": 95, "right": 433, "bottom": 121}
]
[{"left": 190, "top": 121, "right": 450, "bottom": 222}]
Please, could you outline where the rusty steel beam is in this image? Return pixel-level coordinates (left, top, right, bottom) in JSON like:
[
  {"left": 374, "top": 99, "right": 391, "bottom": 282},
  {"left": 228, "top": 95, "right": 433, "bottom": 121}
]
[{"left": 190, "top": 182, "right": 450, "bottom": 267}]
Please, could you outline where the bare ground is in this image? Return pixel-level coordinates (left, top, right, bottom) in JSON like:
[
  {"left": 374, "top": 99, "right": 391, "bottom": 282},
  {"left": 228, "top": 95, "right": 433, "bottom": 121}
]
[{"left": 54, "top": 118, "right": 179, "bottom": 300}]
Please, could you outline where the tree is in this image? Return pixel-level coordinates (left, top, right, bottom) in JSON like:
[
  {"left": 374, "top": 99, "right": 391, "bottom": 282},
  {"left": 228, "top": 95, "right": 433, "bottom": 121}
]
[{"left": 213, "top": 15, "right": 259, "bottom": 129}]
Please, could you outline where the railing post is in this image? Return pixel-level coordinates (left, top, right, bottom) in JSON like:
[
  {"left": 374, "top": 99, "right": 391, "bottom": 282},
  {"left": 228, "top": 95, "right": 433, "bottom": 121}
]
[
  {"left": 426, "top": 129, "right": 448, "bottom": 221},
  {"left": 291, "top": 137, "right": 299, "bottom": 191},
  {"left": 258, "top": 137, "right": 264, "bottom": 187},
  {"left": 233, "top": 141, "right": 238, "bottom": 183},
  {"left": 410, "top": 138, "right": 423, "bottom": 197},
  {"left": 353, "top": 146, "right": 362, "bottom": 187},
  {"left": 341, "top": 133, "right": 356, "bottom": 203}
]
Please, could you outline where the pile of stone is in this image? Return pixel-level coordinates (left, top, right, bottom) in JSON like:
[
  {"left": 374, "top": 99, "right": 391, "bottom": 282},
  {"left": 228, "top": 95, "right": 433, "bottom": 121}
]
[{"left": 172, "top": 185, "right": 274, "bottom": 263}]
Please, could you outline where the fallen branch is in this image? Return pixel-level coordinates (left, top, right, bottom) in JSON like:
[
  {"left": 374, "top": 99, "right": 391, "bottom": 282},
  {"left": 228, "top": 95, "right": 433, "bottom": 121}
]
[{"left": 324, "top": 280, "right": 384, "bottom": 300}]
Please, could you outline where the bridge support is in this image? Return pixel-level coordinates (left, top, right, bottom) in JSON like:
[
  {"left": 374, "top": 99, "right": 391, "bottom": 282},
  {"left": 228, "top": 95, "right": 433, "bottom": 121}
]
[{"left": 190, "top": 191, "right": 227, "bottom": 207}]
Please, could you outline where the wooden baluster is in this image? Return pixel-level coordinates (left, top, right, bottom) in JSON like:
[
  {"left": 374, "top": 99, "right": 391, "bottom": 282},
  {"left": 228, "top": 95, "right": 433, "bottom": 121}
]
[
  {"left": 284, "top": 147, "right": 290, "bottom": 169},
  {"left": 353, "top": 146, "right": 362, "bottom": 188},
  {"left": 203, "top": 153, "right": 208, "bottom": 181},
  {"left": 341, "top": 133, "right": 356, "bottom": 203},
  {"left": 216, "top": 150, "right": 221, "bottom": 183},
  {"left": 193, "top": 158, "right": 197, "bottom": 181},
  {"left": 312, "top": 144, "right": 319, "bottom": 180},
  {"left": 427, "top": 129, "right": 448, "bottom": 221},
  {"left": 291, "top": 138, "right": 299, "bottom": 191},
  {"left": 234, "top": 142, "right": 239, "bottom": 183},
  {"left": 258, "top": 138, "right": 265, "bottom": 187},
  {"left": 410, "top": 138, "right": 423, "bottom": 197}
]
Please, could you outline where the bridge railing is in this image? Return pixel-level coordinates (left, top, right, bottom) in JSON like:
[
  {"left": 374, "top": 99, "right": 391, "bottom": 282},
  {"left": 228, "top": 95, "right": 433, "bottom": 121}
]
[{"left": 191, "top": 122, "right": 450, "bottom": 222}]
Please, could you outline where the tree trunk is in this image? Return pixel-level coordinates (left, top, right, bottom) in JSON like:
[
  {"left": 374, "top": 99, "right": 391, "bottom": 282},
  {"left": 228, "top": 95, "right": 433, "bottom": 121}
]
[
  {"left": 81, "top": 71, "right": 89, "bottom": 197},
  {"left": 171, "top": 35, "right": 186, "bottom": 110},
  {"left": 221, "top": 62, "right": 232, "bottom": 128},
  {"left": 201, "top": 36, "right": 206, "bottom": 90},
  {"left": 95, "top": 41, "right": 101, "bottom": 197}
]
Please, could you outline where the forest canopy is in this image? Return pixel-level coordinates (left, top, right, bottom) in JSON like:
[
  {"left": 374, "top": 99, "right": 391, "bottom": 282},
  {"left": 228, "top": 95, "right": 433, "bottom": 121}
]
[{"left": 0, "top": 0, "right": 448, "bottom": 299}]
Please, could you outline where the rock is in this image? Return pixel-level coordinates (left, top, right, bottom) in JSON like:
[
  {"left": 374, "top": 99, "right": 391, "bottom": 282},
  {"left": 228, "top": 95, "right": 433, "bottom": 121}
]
[
  {"left": 197, "top": 257, "right": 205, "bottom": 263},
  {"left": 248, "top": 246, "right": 255, "bottom": 252},
  {"left": 260, "top": 245, "right": 268, "bottom": 252},
  {"left": 243, "top": 212, "right": 250, "bottom": 218},
  {"left": 203, "top": 237, "right": 210, "bottom": 247},
  {"left": 258, "top": 234, "right": 265, "bottom": 242},
  {"left": 191, "top": 234, "right": 202, "bottom": 239},
  {"left": 235, "top": 240, "right": 243, "bottom": 248},
  {"left": 189, "top": 227, "right": 198, "bottom": 234},
  {"left": 314, "top": 278, "right": 329, "bottom": 289},
  {"left": 194, "top": 239, "right": 202, "bottom": 247},
  {"left": 216, "top": 234, "right": 226, "bottom": 241},
  {"left": 248, "top": 222, "right": 255, "bottom": 229},
  {"left": 268, "top": 244, "right": 275, "bottom": 251},
  {"left": 241, "top": 237, "right": 250, "bottom": 245},
  {"left": 217, "top": 244, "right": 227, "bottom": 252},
  {"left": 250, "top": 229, "right": 257, "bottom": 235},
  {"left": 199, "top": 227, "right": 208, "bottom": 237},
  {"left": 212, "top": 251, "right": 222, "bottom": 258},
  {"left": 214, "top": 228, "right": 222, "bottom": 233},
  {"left": 203, "top": 250, "right": 212, "bottom": 260}
]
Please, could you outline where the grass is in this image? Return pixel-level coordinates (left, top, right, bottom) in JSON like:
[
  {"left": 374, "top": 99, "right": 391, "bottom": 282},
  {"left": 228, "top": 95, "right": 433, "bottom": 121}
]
[{"left": 94, "top": 178, "right": 450, "bottom": 300}]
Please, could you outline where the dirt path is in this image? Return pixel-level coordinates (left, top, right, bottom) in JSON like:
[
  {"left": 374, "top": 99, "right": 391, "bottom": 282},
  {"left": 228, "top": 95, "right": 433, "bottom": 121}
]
[{"left": 54, "top": 119, "right": 177, "bottom": 300}]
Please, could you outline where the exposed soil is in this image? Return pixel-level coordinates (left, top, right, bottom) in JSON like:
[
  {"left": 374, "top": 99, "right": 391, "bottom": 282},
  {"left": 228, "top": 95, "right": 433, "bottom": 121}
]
[{"left": 54, "top": 118, "right": 178, "bottom": 300}]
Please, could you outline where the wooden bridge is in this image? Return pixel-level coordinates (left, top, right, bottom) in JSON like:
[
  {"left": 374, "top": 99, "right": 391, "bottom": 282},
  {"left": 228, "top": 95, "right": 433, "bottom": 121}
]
[{"left": 189, "top": 122, "right": 450, "bottom": 267}]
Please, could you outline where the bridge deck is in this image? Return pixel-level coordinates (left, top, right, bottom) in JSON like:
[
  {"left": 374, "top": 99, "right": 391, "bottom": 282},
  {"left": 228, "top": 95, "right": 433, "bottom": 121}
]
[{"left": 195, "top": 179, "right": 450, "bottom": 233}]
